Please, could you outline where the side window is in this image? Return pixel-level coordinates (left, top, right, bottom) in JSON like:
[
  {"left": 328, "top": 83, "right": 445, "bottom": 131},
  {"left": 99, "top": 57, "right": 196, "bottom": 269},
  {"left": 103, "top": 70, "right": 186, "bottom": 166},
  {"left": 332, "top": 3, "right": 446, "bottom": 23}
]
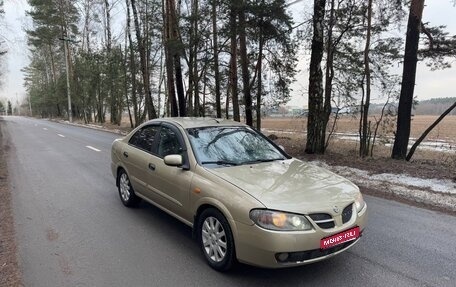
[
  {"left": 129, "top": 125, "right": 159, "bottom": 153},
  {"left": 158, "top": 127, "right": 183, "bottom": 158}
]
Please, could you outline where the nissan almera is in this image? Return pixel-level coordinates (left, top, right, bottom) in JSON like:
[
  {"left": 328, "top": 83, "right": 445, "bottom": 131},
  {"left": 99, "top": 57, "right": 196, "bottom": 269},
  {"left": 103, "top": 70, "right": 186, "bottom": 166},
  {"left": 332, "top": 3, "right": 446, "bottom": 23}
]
[{"left": 111, "top": 118, "right": 367, "bottom": 271}]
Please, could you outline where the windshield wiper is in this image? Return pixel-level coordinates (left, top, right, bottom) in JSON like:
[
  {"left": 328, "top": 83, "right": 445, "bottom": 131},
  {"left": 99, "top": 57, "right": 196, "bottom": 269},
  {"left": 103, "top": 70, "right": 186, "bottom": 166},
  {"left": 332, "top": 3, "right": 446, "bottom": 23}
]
[
  {"left": 201, "top": 160, "right": 238, "bottom": 166},
  {"left": 241, "top": 158, "right": 285, "bottom": 165}
]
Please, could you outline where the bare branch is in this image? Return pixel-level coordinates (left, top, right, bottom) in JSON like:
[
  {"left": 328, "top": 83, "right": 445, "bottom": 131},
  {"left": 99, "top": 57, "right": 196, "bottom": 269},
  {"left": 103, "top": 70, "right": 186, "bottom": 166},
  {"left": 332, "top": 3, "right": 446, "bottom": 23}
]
[{"left": 420, "top": 21, "right": 434, "bottom": 50}]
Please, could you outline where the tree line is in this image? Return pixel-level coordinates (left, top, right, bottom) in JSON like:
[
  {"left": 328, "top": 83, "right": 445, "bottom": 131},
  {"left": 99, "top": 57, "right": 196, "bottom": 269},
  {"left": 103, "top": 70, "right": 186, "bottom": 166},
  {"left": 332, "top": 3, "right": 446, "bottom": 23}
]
[
  {"left": 18, "top": 0, "right": 456, "bottom": 160},
  {"left": 24, "top": 0, "right": 296, "bottom": 126},
  {"left": 414, "top": 97, "right": 456, "bottom": 115}
]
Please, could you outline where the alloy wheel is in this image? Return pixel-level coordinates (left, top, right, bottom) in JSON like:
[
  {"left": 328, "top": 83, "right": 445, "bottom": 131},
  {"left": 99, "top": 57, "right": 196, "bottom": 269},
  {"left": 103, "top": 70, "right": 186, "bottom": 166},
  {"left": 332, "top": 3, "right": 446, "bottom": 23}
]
[
  {"left": 119, "top": 173, "right": 131, "bottom": 202},
  {"left": 201, "top": 216, "right": 227, "bottom": 263}
]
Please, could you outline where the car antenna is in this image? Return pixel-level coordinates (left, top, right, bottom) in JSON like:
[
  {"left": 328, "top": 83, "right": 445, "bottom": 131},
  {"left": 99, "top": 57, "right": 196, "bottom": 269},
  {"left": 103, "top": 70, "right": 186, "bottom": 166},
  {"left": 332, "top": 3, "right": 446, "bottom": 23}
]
[{"left": 214, "top": 118, "right": 221, "bottom": 124}]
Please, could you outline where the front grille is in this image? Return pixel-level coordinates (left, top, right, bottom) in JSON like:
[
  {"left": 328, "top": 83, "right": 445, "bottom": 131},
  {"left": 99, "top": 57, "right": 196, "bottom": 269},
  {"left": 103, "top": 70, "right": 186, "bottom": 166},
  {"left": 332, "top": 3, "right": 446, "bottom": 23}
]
[
  {"left": 309, "top": 213, "right": 331, "bottom": 221},
  {"left": 342, "top": 204, "right": 353, "bottom": 224},
  {"left": 309, "top": 213, "right": 335, "bottom": 229},
  {"left": 276, "top": 239, "right": 358, "bottom": 263}
]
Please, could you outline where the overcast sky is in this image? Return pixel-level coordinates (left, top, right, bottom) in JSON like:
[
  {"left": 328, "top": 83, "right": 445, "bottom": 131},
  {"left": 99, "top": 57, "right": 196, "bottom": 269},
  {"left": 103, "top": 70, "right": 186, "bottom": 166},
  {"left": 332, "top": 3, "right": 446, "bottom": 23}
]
[{"left": 1, "top": 0, "right": 455, "bottom": 107}]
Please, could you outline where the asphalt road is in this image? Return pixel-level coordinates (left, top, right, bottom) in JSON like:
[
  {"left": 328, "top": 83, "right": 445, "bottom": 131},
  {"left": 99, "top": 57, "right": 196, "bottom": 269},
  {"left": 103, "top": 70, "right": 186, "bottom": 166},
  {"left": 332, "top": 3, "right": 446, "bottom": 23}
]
[{"left": 2, "top": 116, "right": 456, "bottom": 287}]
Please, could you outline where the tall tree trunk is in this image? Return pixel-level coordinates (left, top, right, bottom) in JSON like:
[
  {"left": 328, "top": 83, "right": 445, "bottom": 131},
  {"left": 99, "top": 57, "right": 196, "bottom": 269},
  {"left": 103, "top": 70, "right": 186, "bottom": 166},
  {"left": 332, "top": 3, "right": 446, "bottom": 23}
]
[
  {"left": 360, "top": 0, "right": 373, "bottom": 157},
  {"left": 105, "top": 0, "right": 112, "bottom": 77},
  {"left": 187, "top": 0, "right": 195, "bottom": 116},
  {"left": 169, "top": 0, "right": 186, "bottom": 116},
  {"left": 187, "top": 0, "right": 199, "bottom": 116},
  {"left": 124, "top": 37, "right": 134, "bottom": 128},
  {"left": 164, "top": 0, "right": 178, "bottom": 116},
  {"left": 174, "top": 55, "right": 186, "bottom": 116},
  {"left": 192, "top": 0, "right": 199, "bottom": 116},
  {"left": 322, "top": 0, "right": 336, "bottom": 147},
  {"left": 131, "top": 0, "right": 157, "bottom": 119},
  {"left": 256, "top": 33, "right": 264, "bottom": 130},
  {"left": 202, "top": 68, "right": 208, "bottom": 117},
  {"left": 229, "top": 5, "right": 240, "bottom": 122},
  {"left": 392, "top": 0, "right": 425, "bottom": 160},
  {"left": 238, "top": 1, "right": 252, "bottom": 127},
  {"left": 212, "top": 0, "right": 221, "bottom": 118},
  {"left": 225, "top": 81, "right": 230, "bottom": 119},
  {"left": 82, "top": 0, "right": 92, "bottom": 53},
  {"left": 305, "top": 0, "right": 326, "bottom": 154},
  {"left": 157, "top": 51, "right": 165, "bottom": 117},
  {"left": 105, "top": 0, "right": 117, "bottom": 124},
  {"left": 126, "top": 0, "right": 139, "bottom": 126}
]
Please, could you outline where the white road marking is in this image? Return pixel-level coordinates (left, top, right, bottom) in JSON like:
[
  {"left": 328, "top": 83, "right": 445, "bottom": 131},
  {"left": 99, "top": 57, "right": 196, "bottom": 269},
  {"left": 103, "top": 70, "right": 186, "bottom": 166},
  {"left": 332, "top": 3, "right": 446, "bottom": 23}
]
[
  {"left": 58, "top": 134, "right": 65, "bottom": 138},
  {"left": 86, "top": 146, "right": 101, "bottom": 152},
  {"left": 43, "top": 128, "right": 48, "bottom": 131}
]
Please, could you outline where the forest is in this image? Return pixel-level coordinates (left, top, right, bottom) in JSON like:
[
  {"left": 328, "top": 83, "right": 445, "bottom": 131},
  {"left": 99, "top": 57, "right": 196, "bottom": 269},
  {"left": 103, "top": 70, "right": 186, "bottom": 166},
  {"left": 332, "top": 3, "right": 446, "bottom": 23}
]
[
  {"left": 414, "top": 97, "right": 456, "bottom": 115},
  {"left": 1, "top": 0, "right": 456, "bottom": 160}
]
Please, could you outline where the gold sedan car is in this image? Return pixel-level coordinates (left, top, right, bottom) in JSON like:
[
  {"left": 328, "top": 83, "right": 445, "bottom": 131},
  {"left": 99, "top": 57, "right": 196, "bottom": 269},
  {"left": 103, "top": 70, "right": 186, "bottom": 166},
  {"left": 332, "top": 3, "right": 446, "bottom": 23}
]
[{"left": 111, "top": 118, "right": 367, "bottom": 271}]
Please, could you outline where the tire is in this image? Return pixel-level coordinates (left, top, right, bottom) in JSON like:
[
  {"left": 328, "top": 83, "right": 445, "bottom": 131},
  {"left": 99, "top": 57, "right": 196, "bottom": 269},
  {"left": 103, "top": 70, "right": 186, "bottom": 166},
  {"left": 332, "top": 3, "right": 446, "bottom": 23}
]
[
  {"left": 197, "top": 208, "right": 236, "bottom": 271},
  {"left": 117, "top": 169, "right": 141, "bottom": 207}
]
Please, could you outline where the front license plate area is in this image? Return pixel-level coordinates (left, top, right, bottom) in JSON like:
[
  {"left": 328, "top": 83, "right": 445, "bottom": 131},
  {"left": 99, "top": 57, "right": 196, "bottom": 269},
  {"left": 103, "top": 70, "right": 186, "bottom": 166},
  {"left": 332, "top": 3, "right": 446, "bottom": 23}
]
[{"left": 320, "top": 227, "right": 360, "bottom": 250}]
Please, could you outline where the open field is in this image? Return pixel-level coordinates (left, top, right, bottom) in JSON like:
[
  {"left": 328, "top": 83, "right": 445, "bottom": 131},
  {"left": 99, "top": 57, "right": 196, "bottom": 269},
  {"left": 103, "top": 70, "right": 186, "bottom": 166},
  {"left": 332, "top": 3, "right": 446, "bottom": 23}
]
[
  {"left": 261, "top": 115, "right": 456, "bottom": 141},
  {"left": 109, "top": 114, "right": 456, "bottom": 143},
  {"left": 96, "top": 114, "right": 455, "bottom": 162},
  {"left": 260, "top": 115, "right": 455, "bottom": 182}
]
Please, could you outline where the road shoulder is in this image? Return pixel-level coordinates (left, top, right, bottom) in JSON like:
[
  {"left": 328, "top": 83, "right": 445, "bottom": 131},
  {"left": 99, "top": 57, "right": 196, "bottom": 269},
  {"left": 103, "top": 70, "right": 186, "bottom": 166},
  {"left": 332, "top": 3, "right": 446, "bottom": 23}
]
[{"left": 0, "top": 117, "right": 22, "bottom": 286}]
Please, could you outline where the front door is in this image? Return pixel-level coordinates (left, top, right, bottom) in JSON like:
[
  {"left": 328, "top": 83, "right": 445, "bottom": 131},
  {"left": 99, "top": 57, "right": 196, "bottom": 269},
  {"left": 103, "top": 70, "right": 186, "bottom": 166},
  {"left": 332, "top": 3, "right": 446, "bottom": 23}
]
[{"left": 145, "top": 124, "right": 193, "bottom": 222}]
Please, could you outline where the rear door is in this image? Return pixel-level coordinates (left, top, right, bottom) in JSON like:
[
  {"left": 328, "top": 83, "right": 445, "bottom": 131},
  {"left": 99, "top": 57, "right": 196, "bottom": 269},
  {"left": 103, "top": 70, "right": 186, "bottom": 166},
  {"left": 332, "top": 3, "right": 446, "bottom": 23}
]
[{"left": 121, "top": 124, "right": 160, "bottom": 195}]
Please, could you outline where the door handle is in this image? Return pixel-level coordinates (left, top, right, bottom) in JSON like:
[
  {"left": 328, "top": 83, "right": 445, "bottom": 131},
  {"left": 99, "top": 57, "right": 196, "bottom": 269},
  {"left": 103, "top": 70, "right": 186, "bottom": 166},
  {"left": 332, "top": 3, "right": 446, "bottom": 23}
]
[
  {"left": 123, "top": 151, "right": 129, "bottom": 158},
  {"left": 148, "top": 163, "right": 156, "bottom": 171}
]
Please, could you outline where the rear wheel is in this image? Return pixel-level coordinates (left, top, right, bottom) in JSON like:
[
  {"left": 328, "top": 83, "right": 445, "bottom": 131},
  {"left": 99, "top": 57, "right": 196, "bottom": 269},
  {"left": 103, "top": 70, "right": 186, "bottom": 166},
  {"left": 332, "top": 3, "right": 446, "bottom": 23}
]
[
  {"left": 197, "top": 208, "right": 236, "bottom": 271},
  {"left": 118, "top": 169, "right": 141, "bottom": 207}
]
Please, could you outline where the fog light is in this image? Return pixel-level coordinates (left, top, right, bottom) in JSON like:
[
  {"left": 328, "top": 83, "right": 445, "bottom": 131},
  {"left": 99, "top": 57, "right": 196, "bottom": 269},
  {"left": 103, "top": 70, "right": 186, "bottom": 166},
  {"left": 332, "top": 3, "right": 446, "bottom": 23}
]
[{"left": 276, "top": 252, "right": 289, "bottom": 262}]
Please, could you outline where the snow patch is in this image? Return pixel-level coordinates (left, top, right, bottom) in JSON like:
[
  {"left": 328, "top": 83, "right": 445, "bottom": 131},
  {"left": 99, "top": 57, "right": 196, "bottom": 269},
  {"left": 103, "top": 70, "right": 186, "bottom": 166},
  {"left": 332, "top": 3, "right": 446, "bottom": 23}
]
[
  {"left": 311, "top": 161, "right": 456, "bottom": 211},
  {"left": 312, "top": 161, "right": 455, "bottom": 195}
]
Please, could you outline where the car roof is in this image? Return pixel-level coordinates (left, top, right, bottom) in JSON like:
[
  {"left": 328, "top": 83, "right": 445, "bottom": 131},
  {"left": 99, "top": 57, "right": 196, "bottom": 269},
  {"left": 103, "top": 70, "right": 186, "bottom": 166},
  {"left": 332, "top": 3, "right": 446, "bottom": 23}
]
[{"left": 146, "top": 117, "right": 248, "bottom": 129}]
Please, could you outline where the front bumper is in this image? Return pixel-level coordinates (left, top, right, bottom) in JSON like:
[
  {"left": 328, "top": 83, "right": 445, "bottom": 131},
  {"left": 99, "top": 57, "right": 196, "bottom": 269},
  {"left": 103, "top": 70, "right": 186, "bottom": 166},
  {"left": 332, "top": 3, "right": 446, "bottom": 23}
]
[{"left": 234, "top": 204, "right": 367, "bottom": 268}]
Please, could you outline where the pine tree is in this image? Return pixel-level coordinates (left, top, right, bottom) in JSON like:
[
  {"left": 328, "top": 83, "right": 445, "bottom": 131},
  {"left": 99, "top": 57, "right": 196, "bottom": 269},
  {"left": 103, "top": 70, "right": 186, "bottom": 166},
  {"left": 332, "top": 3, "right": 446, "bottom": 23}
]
[
  {"left": 392, "top": 0, "right": 456, "bottom": 159},
  {"left": 306, "top": 0, "right": 326, "bottom": 154},
  {"left": 25, "top": 0, "right": 79, "bottom": 119}
]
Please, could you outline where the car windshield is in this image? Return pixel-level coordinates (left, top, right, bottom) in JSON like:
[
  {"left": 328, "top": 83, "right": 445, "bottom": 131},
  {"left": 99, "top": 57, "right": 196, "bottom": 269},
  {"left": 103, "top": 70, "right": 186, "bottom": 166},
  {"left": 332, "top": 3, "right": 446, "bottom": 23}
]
[{"left": 187, "top": 126, "right": 285, "bottom": 167}]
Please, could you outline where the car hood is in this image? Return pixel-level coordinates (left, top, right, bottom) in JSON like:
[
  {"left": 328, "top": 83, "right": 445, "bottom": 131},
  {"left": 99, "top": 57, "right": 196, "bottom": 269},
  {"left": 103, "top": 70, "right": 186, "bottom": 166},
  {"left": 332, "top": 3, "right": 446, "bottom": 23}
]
[{"left": 207, "top": 159, "right": 359, "bottom": 214}]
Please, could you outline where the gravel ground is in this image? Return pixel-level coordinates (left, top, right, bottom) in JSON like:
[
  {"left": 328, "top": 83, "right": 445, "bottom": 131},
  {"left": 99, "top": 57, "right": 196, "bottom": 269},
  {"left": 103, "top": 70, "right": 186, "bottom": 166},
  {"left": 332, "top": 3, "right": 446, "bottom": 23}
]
[{"left": 0, "top": 118, "right": 22, "bottom": 287}]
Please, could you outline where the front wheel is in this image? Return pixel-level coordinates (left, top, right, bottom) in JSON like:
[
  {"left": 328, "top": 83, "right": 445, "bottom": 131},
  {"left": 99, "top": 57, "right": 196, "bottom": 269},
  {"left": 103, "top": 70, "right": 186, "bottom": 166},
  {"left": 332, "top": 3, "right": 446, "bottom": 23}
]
[
  {"left": 118, "top": 169, "right": 141, "bottom": 207},
  {"left": 197, "top": 208, "right": 236, "bottom": 271}
]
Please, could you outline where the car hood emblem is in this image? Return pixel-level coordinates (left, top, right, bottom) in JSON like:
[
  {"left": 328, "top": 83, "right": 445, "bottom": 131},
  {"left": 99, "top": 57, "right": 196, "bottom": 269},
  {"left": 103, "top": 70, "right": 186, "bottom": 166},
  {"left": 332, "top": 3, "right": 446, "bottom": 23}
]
[{"left": 333, "top": 206, "right": 340, "bottom": 213}]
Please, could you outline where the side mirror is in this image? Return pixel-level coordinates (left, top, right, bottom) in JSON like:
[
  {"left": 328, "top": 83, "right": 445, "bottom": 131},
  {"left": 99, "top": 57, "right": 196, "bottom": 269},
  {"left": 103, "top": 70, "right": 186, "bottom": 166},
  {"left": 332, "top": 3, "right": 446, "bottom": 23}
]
[
  {"left": 279, "top": 145, "right": 285, "bottom": 152},
  {"left": 164, "top": 154, "right": 183, "bottom": 167}
]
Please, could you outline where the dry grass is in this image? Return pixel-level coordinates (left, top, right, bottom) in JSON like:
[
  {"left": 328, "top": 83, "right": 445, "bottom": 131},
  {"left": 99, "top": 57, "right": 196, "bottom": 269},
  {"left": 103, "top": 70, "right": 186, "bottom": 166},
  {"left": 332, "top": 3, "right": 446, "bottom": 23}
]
[
  {"left": 262, "top": 115, "right": 456, "bottom": 140},
  {"left": 263, "top": 116, "right": 456, "bottom": 182},
  {"left": 277, "top": 137, "right": 455, "bottom": 180}
]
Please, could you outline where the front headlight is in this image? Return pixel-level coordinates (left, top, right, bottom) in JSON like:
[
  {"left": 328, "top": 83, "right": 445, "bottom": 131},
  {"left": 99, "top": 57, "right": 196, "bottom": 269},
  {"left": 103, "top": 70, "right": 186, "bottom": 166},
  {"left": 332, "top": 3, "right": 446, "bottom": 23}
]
[
  {"left": 249, "top": 209, "right": 313, "bottom": 231},
  {"left": 355, "top": 193, "right": 366, "bottom": 212}
]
